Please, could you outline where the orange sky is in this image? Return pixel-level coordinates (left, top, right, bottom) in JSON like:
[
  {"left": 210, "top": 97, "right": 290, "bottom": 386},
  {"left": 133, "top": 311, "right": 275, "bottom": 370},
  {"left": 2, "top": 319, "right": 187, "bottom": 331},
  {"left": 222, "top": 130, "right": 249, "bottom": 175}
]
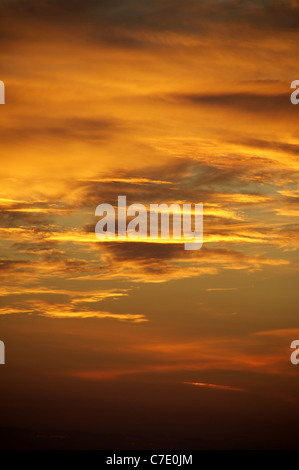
[{"left": 0, "top": 0, "right": 299, "bottom": 449}]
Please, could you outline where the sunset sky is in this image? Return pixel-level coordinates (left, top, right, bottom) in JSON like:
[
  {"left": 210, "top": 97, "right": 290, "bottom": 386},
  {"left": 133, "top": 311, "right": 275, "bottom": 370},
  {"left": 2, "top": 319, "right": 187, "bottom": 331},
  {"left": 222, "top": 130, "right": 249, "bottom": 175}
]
[{"left": 1, "top": 0, "right": 299, "bottom": 449}]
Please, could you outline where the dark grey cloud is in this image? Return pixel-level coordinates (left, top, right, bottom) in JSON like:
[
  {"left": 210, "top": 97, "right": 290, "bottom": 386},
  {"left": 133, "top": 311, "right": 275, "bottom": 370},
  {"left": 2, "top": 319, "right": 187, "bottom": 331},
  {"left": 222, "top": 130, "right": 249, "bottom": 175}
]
[
  {"left": 0, "top": 259, "right": 35, "bottom": 273},
  {"left": 173, "top": 92, "right": 292, "bottom": 114},
  {"left": 0, "top": 211, "right": 50, "bottom": 228},
  {"left": 74, "top": 159, "right": 248, "bottom": 211},
  {"left": 1, "top": 116, "right": 125, "bottom": 145},
  {"left": 1, "top": 0, "right": 298, "bottom": 49},
  {"left": 232, "top": 137, "right": 299, "bottom": 157}
]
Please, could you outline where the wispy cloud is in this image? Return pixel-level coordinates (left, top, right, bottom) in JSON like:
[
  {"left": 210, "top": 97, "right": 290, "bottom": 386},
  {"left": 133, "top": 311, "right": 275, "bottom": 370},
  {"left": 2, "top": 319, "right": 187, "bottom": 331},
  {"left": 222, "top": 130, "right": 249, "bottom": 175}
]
[{"left": 184, "top": 382, "right": 246, "bottom": 392}]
